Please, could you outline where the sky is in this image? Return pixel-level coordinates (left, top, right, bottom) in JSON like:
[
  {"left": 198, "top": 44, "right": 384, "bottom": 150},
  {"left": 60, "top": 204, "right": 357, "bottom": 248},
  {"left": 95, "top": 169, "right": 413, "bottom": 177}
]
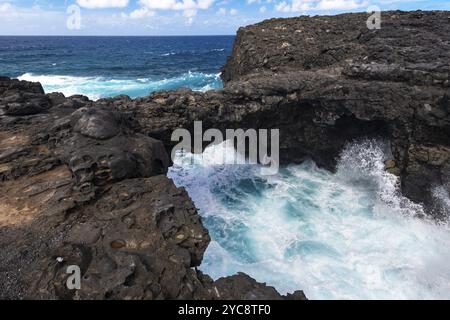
[{"left": 0, "top": 0, "right": 449, "bottom": 35}]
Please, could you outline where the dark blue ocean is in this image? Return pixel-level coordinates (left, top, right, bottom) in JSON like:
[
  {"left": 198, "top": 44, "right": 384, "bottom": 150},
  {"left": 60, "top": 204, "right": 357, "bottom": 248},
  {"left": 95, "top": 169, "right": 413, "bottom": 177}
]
[{"left": 0, "top": 36, "right": 234, "bottom": 99}]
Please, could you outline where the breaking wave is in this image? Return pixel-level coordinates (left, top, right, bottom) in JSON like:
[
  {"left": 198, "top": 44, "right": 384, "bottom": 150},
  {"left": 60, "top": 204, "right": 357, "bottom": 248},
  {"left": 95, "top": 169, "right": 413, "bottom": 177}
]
[
  {"left": 168, "top": 140, "right": 450, "bottom": 299},
  {"left": 18, "top": 71, "right": 222, "bottom": 100}
]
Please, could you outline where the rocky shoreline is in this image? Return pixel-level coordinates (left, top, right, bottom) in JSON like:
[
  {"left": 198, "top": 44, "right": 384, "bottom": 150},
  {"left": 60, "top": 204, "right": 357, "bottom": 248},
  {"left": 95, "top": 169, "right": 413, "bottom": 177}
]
[
  {"left": 0, "top": 77, "right": 309, "bottom": 300},
  {"left": 1, "top": 10, "right": 449, "bottom": 299}
]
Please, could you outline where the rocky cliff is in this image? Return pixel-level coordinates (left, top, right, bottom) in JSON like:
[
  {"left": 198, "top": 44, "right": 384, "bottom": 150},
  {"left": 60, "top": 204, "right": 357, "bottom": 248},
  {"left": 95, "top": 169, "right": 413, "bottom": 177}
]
[
  {"left": 0, "top": 78, "right": 306, "bottom": 300},
  {"left": 1, "top": 10, "right": 449, "bottom": 299}
]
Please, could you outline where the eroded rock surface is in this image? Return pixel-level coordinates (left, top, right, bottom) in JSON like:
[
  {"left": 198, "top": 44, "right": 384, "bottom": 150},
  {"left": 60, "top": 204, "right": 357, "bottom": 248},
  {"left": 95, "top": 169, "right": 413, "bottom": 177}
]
[
  {"left": 0, "top": 76, "right": 302, "bottom": 300},
  {"left": 1, "top": 10, "right": 449, "bottom": 300}
]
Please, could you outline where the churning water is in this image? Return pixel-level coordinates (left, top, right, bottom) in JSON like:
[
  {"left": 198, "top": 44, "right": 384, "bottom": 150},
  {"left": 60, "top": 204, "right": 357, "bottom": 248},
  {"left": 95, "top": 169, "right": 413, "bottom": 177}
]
[
  {"left": 18, "top": 71, "right": 222, "bottom": 100},
  {"left": 4, "top": 36, "right": 449, "bottom": 299},
  {"left": 0, "top": 36, "right": 233, "bottom": 100},
  {"left": 168, "top": 140, "right": 450, "bottom": 299}
]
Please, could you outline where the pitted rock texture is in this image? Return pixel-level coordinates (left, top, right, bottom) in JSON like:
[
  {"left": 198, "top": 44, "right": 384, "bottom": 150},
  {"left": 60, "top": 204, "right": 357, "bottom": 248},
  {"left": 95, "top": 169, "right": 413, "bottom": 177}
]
[
  {"left": 221, "top": 10, "right": 450, "bottom": 87},
  {"left": 63, "top": 106, "right": 170, "bottom": 189},
  {"left": 23, "top": 176, "right": 211, "bottom": 300},
  {"left": 212, "top": 273, "right": 307, "bottom": 300},
  {"left": 0, "top": 77, "right": 300, "bottom": 300},
  {"left": 0, "top": 77, "right": 51, "bottom": 116}
]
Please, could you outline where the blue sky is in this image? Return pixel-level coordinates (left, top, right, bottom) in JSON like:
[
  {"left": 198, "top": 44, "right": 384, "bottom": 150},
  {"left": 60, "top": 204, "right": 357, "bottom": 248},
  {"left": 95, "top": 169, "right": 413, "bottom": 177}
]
[{"left": 0, "top": 0, "right": 449, "bottom": 35}]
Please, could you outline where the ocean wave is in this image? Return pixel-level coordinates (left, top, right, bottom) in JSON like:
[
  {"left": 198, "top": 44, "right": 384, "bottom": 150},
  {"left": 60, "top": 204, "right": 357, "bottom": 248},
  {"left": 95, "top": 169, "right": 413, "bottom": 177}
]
[
  {"left": 18, "top": 71, "right": 222, "bottom": 100},
  {"left": 168, "top": 139, "right": 450, "bottom": 299}
]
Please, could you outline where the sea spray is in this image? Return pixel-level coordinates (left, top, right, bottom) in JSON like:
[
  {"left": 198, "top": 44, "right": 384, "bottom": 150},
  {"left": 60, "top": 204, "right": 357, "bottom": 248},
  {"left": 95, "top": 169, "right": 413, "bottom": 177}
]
[
  {"left": 336, "top": 140, "right": 426, "bottom": 218},
  {"left": 432, "top": 185, "right": 450, "bottom": 219},
  {"left": 168, "top": 139, "right": 450, "bottom": 299}
]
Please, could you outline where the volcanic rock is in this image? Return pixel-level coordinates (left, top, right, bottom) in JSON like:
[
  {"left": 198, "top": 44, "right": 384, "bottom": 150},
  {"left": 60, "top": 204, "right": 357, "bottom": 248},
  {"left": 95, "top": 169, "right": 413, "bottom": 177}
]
[{"left": 1, "top": 10, "right": 450, "bottom": 300}]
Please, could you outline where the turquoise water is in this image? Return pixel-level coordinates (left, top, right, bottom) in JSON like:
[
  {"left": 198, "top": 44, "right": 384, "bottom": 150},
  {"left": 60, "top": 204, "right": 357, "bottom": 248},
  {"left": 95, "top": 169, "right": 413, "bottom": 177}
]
[
  {"left": 18, "top": 71, "right": 222, "bottom": 100},
  {"left": 0, "top": 36, "right": 233, "bottom": 99},
  {"left": 168, "top": 140, "right": 450, "bottom": 299}
]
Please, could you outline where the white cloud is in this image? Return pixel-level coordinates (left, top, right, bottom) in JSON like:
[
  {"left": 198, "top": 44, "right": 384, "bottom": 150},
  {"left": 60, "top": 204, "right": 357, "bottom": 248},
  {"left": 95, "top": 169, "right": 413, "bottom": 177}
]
[
  {"left": 216, "top": 7, "right": 238, "bottom": 16},
  {"left": 137, "top": 0, "right": 215, "bottom": 24},
  {"left": 217, "top": 7, "right": 227, "bottom": 15},
  {"left": 0, "top": 2, "right": 13, "bottom": 13},
  {"left": 0, "top": 3, "right": 66, "bottom": 35},
  {"left": 76, "top": 0, "right": 130, "bottom": 9},
  {"left": 183, "top": 9, "right": 198, "bottom": 17},
  {"left": 128, "top": 7, "right": 155, "bottom": 19},
  {"left": 276, "top": 0, "right": 368, "bottom": 12},
  {"left": 183, "top": 8, "right": 197, "bottom": 24},
  {"left": 316, "top": 0, "right": 368, "bottom": 10},
  {"left": 139, "top": 0, "right": 215, "bottom": 11}
]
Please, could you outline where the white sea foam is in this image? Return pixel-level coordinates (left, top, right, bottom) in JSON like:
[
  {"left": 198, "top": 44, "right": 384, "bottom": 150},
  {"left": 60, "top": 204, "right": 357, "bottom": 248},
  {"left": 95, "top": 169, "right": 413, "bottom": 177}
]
[
  {"left": 168, "top": 139, "right": 450, "bottom": 299},
  {"left": 18, "top": 71, "right": 222, "bottom": 100},
  {"left": 433, "top": 185, "right": 450, "bottom": 213}
]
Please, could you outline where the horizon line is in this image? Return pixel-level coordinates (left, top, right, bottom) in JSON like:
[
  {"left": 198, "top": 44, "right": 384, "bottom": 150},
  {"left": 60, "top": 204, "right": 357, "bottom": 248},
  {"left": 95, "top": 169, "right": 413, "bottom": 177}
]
[{"left": 0, "top": 34, "right": 235, "bottom": 37}]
